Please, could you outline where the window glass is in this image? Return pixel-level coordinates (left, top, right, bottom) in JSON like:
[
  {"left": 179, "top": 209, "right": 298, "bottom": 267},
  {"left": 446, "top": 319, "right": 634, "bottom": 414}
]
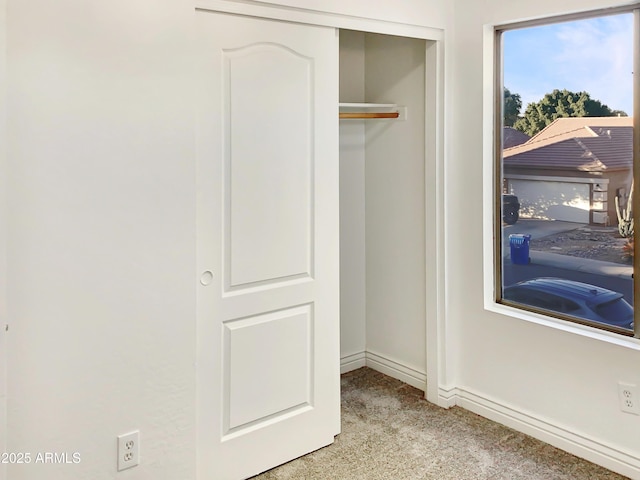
[
  {"left": 497, "top": 13, "right": 636, "bottom": 336},
  {"left": 594, "top": 299, "right": 634, "bottom": 325}
]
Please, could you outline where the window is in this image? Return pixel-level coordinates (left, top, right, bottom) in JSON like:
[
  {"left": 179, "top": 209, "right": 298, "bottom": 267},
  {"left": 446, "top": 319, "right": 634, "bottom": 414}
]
[{"left": 495, "top": 9, "right": 638, "bottom": 338}]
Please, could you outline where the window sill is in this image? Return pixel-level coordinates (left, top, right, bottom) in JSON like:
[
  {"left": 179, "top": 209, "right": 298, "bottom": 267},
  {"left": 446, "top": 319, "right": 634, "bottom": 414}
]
[{"left": 485, "top": 301, "right": 640, "bottom": 351}]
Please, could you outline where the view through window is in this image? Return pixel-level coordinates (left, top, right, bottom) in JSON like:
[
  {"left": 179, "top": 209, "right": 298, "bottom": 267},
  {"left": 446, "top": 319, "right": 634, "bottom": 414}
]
[{"left": 496, "top": 11, "right": 637, "bottom": 336}]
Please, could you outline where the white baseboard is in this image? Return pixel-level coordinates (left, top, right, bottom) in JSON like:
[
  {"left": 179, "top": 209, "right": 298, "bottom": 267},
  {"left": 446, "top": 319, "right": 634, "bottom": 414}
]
[
  {"left": 340, "top": 350, "right": 427, "bottom": 392},
  {"left": 447, "top": 386, "right": 640, "bottom": 480},
  {"left": 341, "top": 352, "right": 640, "bottom": 478},
  {"left": 434, "top": 384, "right": 457, "bottom": 409},
  {"left": 340, "top": 352, "right": 366, "bottom": 374},
  {"left": 364, "top": 351, "right": 427, "bottom": 391}
]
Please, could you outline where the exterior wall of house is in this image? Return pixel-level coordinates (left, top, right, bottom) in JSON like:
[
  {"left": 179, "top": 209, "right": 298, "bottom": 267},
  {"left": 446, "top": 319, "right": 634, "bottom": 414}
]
[
  {"left": 503, "top": 167, "right": 632, "bottom": 226},
  {"left": 504, "top": 168, "right": 590, "bottom": 179},
  {"left": 451, "top": 1, "right": 640, "bottom": 477}
]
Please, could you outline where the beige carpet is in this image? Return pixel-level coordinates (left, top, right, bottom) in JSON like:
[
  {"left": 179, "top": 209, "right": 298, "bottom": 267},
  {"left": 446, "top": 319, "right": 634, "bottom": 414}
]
[{"left": 252, "top": 367, "right": 627, "bottom": 480}]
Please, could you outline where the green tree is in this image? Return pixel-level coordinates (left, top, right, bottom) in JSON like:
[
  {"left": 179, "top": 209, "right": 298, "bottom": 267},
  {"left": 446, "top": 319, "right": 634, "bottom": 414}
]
[
  {"left": 514, "top": 89, "right": 627, "bottom": 137},
  {"left": 503, "top": 87, "right": 522, "bottom": 127}
]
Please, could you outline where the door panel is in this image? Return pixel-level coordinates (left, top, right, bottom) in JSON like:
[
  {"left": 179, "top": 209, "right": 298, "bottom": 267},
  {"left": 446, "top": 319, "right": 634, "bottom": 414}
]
[
  {"left": 196, "top": 11, "right": 339, "bottom": 480},
  {"left": 225, "top": 44, "right": 313, "bottom": 289},
  {"left": 225, "top": 304, "right": 312, "bottom": 432}
]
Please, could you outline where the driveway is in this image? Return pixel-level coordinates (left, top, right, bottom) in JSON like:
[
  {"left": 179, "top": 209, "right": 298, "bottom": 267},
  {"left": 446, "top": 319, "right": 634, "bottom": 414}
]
[{"left": 502, "top": 218, "right": 583, "bottom": 252}]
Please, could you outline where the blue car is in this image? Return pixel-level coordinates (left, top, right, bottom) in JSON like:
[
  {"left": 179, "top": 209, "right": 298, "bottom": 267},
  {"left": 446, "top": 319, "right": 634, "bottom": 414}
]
[{"left": 503, "top": 277, "right": 634, "bottom": 330}]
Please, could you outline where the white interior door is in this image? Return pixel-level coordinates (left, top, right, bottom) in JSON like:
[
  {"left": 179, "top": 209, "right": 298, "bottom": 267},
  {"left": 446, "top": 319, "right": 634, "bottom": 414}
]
[{"left": 196, "top": 11, "right": 340, "bottom": 480}]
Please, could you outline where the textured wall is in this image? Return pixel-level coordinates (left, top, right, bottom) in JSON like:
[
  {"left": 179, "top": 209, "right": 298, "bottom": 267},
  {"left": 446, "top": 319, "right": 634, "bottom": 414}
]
[
  {"left": 8, "top": 0, "right": 637, "bottom": 478},
  {"left": 6, "top": 1, "right": 196, "bottom": 478},
  {"left": 3, "top": 1, "right": 447, "bottom": 479},
  {"left": 0, "top": 0, "right": 6, "bottom": 478},
  {"left": 254, "top": 0, "right": 448, "bottom": 27},
  {"left": 339, "top": 30, "right": 367, "bottom": 360},
  {"left": 364, "top": 33, "right": 427, "bottom": 375}
]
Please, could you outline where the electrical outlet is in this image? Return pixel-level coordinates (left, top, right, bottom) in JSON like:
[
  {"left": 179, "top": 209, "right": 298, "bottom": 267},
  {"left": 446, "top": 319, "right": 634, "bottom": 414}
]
[
  {"left": 618, "top": 383, "right": 640, "bottom": 415},
  {"left": 117, "top": 431, "right": 140, "bottom": 471}
]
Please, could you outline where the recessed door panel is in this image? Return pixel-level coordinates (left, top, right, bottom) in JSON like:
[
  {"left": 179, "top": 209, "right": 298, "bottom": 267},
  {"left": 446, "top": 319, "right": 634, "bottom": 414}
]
[
  {"left": 224, "top": 45, "right": 313, "bottom": 289},
  {"left": 224, "top": 304, "right": 312, "bottom": 433},
  {"left": 196, "top": 11, "right": 339, "bottom": 480}
]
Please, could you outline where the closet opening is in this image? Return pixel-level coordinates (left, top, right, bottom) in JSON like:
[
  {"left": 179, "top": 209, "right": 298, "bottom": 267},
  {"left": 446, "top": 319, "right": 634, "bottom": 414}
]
[{"left": 338, "top": 30, "right": 428, "bottom": 391}]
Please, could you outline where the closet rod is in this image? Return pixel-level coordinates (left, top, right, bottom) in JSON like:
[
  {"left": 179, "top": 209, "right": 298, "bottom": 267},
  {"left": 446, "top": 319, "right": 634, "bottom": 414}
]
[{"left": 339, "top": 112, "right": 400, "bottom": 119}]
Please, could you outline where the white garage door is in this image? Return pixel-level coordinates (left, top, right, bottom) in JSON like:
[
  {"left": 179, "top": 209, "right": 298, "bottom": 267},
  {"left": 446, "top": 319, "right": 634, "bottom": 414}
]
[{"left": 508, "top": 179, "right": 590, "bottom": 223}]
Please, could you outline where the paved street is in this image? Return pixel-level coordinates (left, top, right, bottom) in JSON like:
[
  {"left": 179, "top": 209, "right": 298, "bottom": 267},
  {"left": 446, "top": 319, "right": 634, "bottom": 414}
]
[{"left": 501, "top": 218, "right": 634, "bottom": 305}]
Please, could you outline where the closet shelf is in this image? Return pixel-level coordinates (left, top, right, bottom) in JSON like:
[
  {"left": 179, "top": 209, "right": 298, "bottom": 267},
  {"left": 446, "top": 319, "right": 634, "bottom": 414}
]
[
  {"left": 340, "top": 112, "right": 399, "bottom": 119},
  {"left": 339, "top": 102, "right": 404, "bottom": 120}
]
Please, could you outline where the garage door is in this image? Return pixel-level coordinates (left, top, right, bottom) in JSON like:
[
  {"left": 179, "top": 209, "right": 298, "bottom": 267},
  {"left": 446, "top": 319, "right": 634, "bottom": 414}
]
[{"left": 508, "top": 179, "right": 590, "bottom": 223}]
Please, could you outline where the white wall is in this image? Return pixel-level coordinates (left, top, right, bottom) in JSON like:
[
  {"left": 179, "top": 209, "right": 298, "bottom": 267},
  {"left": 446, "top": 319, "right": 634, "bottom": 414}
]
[
  {"left": 339, "top": 30, "right": 367, "bottom": 361},
  {"left": 4, "top": 1, "right": 448, "bottom": 479},
  {"left": 449, "top": 0, "right": 640, "bottom": 477},
  {"left": 0, "top": 0, "right": 6, "bottom": 478},
  {"left": 15, "top": 0, "right": 636, "bottom": 478},
  {"left": 364, "top": 34, "right": 427, "bottom": 376},
  {"left": 255, "top": 0, "right": 449, "bottom": 28},
  {"left": 6, "top": 1, "right": 196, "bottom": 478}
]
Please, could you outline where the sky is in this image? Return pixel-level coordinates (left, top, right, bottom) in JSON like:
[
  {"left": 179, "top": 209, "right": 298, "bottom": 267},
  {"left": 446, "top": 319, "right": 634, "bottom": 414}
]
[{"left": 503, "top": 13, "right": 634, "bottom": 115}]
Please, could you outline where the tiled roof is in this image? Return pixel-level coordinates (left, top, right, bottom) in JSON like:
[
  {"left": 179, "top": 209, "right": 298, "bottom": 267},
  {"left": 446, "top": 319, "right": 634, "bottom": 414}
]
[
  {"left": 503, "top": 117, "right": 632, "bottom": 172},
  {"left": 503, "top": 127, "right": 530, "bottom": 149}
]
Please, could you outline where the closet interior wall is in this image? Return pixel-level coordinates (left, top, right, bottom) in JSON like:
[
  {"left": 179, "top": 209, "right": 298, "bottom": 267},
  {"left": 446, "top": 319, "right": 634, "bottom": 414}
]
[{"left": 339, "top": 30, "right": 427, "bottom": 388}]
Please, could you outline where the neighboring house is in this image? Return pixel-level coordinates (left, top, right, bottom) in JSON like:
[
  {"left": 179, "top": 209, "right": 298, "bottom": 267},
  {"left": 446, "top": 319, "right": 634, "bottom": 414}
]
[
  {"left": 503, "top": 126, "right": 530, "bottom": 148},
  {"left": 503, "top": 116, "right": 632, "bottom": 225}
]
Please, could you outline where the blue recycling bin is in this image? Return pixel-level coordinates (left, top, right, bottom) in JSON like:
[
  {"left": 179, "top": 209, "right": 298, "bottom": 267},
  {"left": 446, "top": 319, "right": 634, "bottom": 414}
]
[{"left": 509, "top": 234, "right": 531, "bottom": 265}]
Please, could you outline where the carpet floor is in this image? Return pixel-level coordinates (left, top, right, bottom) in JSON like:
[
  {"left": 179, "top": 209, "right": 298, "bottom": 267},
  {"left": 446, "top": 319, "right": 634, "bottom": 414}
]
[{"left": 252, "top": 367, "right": 627, "bottom": 480}]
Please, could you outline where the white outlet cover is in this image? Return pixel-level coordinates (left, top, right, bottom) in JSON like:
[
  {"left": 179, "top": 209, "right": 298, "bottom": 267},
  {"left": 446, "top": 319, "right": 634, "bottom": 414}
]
[
  {"left": 117, "top": 431, "right": 140, "bottom": 471},
  {"left": 618, "top": 383, "right": 640, "bottom": 415}
]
